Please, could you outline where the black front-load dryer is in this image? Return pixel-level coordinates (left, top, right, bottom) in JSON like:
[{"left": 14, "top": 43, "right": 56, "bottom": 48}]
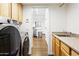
[{"left": 0, "top": 26, "right": 21, "bottom": 56}]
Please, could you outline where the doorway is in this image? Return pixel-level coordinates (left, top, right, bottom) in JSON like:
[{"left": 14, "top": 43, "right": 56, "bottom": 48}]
[{"left": 32, "top": 7, "right": 49, "bottom": 56}]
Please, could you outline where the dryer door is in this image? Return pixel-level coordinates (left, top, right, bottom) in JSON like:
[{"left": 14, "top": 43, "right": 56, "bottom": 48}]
[{"left": 0, "top": 26, "right": 21, "bottom": 56}]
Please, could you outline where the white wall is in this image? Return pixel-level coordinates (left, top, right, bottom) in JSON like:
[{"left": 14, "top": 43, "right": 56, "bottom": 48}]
[
  {"left": 49, "top": 7, "right": 67, "bottom": 32},
  {"left": 67, "top": 3, "right": 79, "bottom": 34},
  {"left": 49, "top": 6, "right": 67, "bottom": 55}
]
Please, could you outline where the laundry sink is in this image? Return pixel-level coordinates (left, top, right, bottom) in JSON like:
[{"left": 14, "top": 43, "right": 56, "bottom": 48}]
[
  {"left": 57, "top": 34, "right": 71, "bottom": 37},
  {"left": 53, "top": 32, "right": 71, "bottom": 37}
]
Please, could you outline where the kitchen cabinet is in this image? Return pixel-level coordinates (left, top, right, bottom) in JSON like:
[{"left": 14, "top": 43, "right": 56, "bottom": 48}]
[
  {"left": 0, "top": 3, "right": 12, "bottom": 18},
  {"left": 18, "top": 4, "right": 23, "bottom": 22},
  {"left": 71, "top": 50, "right": 79, "bottom": 56},
  {"left": 12, "top": 3, "right": 19, "bottom": 20},
  {"left": 0, "top": 3, "right": 23, "bottom": 22},
  {"left": 12, "top": 3, "right": 23, "bottom": 22}
]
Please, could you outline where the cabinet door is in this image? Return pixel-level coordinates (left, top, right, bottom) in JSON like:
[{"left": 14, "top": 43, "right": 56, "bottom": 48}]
[
  {"left": 0, "top": 3, "right": 12, "bottom": 18},
  {"left": 52, "top": 36, "right": 56, "bottom": 55},
  {"left": 18, "top": 4, "right": 23, "bottom": 22},
  {"left": 61, "top": 42, "right": 70, "bottom": 54},
  {"left": 61, "top": 48, "right": 70, "bottom": 56},
  {"left": 55, "top": 43, "right": 60, "bottom": 56},
  {"left": 12, "top": 3, "right": 19, "bottom": 20}
]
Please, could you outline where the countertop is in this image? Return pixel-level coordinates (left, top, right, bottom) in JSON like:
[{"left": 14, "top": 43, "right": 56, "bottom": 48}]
[{"left": 52, "top": 32, "right": 79, "bottom": 53}]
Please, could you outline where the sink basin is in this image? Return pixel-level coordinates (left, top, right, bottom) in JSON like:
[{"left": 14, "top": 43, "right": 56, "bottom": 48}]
[
  {"left": 57, "top": 35, "right": 71, "bottom": 37},
  {"left": 53, "top": 32, "right": 71, "bottom": 37}
]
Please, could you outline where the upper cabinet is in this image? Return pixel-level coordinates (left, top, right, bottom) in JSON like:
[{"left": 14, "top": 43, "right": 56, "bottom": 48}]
[
  {"left": 12, "top": 3, "right": 23, "bottom": 22},
  {"left": 18, "top": 4, "right": 23, "bottom": 22},
  {"left": 0, "top": 3, "right": 23, "bottom": 22},
  {"left": 12, "top": 3, "right": 19, "bottom": 20},
  {"left": 0, "top": 3, "right": 12, "bottom": 18}
]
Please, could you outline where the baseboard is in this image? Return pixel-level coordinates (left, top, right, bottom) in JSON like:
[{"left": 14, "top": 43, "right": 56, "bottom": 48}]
[
  {"left": 28, "top": 54, "right": 32, "bottom": 56},
  {"left": 48, "top": 54, "right": 54, "bottom": 56}
]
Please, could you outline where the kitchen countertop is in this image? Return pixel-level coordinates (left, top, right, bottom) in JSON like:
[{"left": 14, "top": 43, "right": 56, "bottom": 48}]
[{"left": 52, "top": 32, "right": 79, "bottom": 53}]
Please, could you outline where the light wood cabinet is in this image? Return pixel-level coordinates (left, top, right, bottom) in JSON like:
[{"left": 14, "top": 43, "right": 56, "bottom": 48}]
[
  {"left": 52, "top": 36, "right": 56, "bottom": 55},
  {"left": 60, "top": 42, "right": 70, "bottom": 56},
  {"left": 12, "top": 3, "right": 23, "bottom": 22},
  {"left": 56, "top": 38, "right": 60, "bottom": 44},
  {"left": 0, "top": 3, "right": 23, "bottom": 22},
  {"left": 18, "top": 4, "right": 23, "bottom": 22},
  {"left": 56, "top": 43, "right": 60, "bottom": 56},
  {"left": 71, "top": 50, "right": 79, "bottom": 56},
  {"left": 52, "top": 35, "right": 70, "bottom": 56},
  {"left": 61, "top": 42, "right": 70, "bottom": 54},
  {"left": 12, "top": 3, "right": 19, "bottom": 20},
  {"left": 52, "top": 36, "right": 60, "bottom": 56},
  {"left": 61, "top": 48, "right": 70, "bottom": 56},
  {"left": 52, "top": 35, "right": 79, "bottom": 56},
  {"left": 55, "top": 38, "right": 60, "bottom": 56},
  {"left": 0, "top": 3, "right": 12, "bottom": 18}
]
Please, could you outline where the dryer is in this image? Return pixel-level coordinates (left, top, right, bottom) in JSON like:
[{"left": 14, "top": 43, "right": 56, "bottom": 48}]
[
  {"left": 0, "top": 24, "right": 21, "bottom": 56},
  {"left": 0, "top": 17, "right": 21, "bottom": 56}
]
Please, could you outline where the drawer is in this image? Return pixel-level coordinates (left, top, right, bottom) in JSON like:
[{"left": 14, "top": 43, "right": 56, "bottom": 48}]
[
  {"left": 61, "top": 42, "right": 70, "bottom": 54},
  {"left": 71, "top": 50, "right": 79, "bottom": 56},
  {"left": 55, "top": 38, "right": 60, "bottom": 45}
]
